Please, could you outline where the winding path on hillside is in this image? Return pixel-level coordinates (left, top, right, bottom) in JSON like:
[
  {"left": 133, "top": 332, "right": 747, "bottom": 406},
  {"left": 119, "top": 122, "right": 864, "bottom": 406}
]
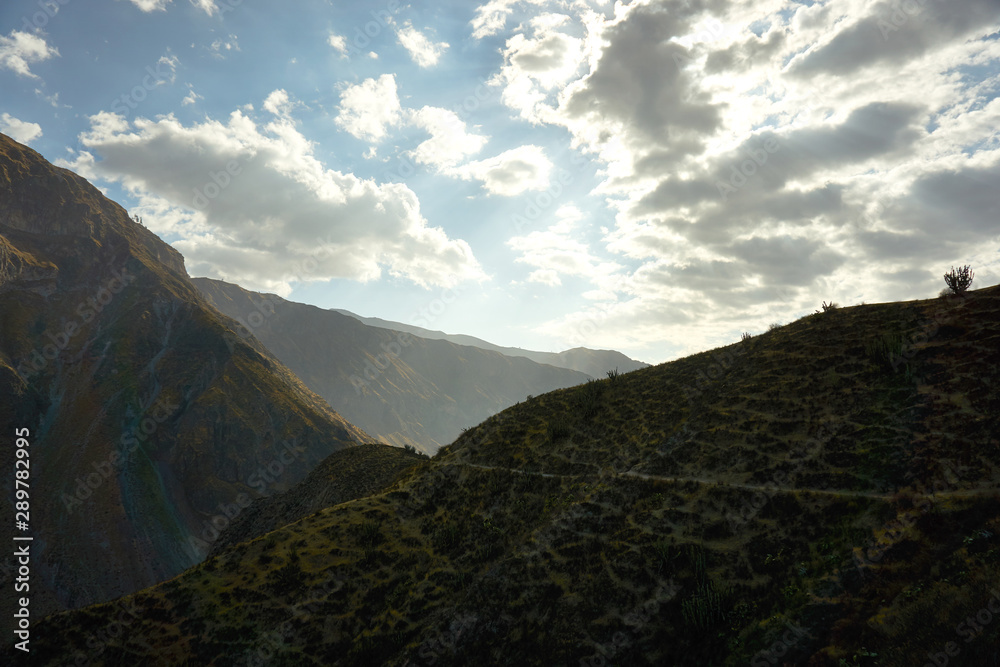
[{"left": 443, "top": 461, "right": 995, "bottom": 501}]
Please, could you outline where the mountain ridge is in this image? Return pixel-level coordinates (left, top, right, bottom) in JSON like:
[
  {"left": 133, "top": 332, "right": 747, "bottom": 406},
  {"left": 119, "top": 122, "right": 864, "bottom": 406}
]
[
  {"left": 0, "top": 132, "right": 371, "bottom": 622},
  {"left": 332, "top": 306, "right": 649, "bottom": 378},
  {"left": 27, "top": 280, "right": 1000, "bottom": 665},
  {"left": 194, "top": 277, "right": 597, "bottom": 453}
]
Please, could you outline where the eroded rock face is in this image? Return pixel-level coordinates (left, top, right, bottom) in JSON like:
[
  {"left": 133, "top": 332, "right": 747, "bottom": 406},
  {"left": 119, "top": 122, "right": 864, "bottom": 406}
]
[{"left": 0, "top": 132, "right": 370, "bottom": 620}]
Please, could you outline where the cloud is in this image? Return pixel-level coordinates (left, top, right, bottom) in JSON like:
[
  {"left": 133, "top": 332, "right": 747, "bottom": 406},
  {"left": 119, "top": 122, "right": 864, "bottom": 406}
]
[
  {"left": 789, "top": 0, "right": 1000, "bottom": 78},
  {"left": 262, "top": 89, "right": 293, "bottom": 117},
  {"left": 470, "top": 0, "right": 549, "bottom": 40},
  {"left": 491, "top": 13, "right": 586, "bottom": 123},
  {"left": 406, "top": 106, "right": 489, "bottom": 169},
  {"left": 58, "top": 100, "right": 486, "bottom": 293},
  {"left": 335, "top": 74, "right": 402, "bottom": 142},
  {"left": 126, "top": 0, "right": 172, "bottom": 11},
  {"left": 483, "top": 0, "right": 1000, "bottom": 359},
  {"left": 447, "top": 144, "right": 553, "bottom": 196},
  {"left": 396, "top": 22, "right": 448, "bottom": 67},
  {"left": 208, "top": 34, "right": 240, "bottom": 58},
  {"left": 189, "top": 0, "right": 218, "bottom": 15},
  {"left": 508, "top": 205, "right": 620, "bottom": 286},
  {"left": 0, "top": 30, "right": 59, "bottom": 78},
  {"left": 0, "top": 114, "right": 42, "bottom": 145},
  {"left": 328, "top": 33, "right": 349, "bottom": 57},
  {"left": 181, "top": 86, "right": 203, "bottom": 106}
]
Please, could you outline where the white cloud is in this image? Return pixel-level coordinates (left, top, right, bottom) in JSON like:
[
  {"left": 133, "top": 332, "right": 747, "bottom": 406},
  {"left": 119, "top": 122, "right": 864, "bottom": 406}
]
[
  {"left": 262, "top": 89, "right": 293, "bottom": 117},
  {"left": 209, "top": 34, "right": 240, "bottom": 58},
  {"left": 335, "top": 74, "right": 402, "bottom": 142},
  {"left": 126, "top": 0, "right": 172, "bottom": 11},
  {"left": 58, "top": 103, "right": 486, "bottom": 293},
  {"left": 0, "top": 30, "right": 59, "bottom": 78},
  {"left": 447, "top": 144, "right": 552, "bottom": 196},
  {"left": 328, "top": 33, "right": 348, "bottom": 57},
  {"left": 470, "top": 0, "right": 550, "bottom": 40},
  {"left": 508, "top": 206, "right": 620, "bottom": 287},
  {"left": 181, "top": 86, "right": 203, "bottom": 106},
  {"left": 396, "top": 22, "right": 448, "bottom": 68},
  {"left": 189, "top": 0, "right": 218, "bottom": 15},
  {"left": 0, "top": 114, "right": 42, "bottom": 145},
  {"left": 406, "top": 107, "right": 489, "bottom": 169},
  {"left": 485, "top": 0, "right": 1000, "bottom": 359}
]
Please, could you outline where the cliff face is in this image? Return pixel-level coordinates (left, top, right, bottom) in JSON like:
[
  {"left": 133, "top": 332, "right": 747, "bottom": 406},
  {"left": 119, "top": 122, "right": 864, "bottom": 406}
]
[
  {"left": 0, "top": 132, "right": 370, "bottom": 620},
  {"left": 195, "top": 277, "right": 594, "bottom": 453}
]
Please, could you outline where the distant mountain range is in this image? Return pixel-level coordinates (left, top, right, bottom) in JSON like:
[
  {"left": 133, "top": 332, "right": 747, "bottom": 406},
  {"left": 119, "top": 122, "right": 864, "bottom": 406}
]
[
  {"left": 195, "top": 278, "right": 645, "bottom": 454},
  {"left": 332, "top": 308, "right": 649, "bottom": 378}
]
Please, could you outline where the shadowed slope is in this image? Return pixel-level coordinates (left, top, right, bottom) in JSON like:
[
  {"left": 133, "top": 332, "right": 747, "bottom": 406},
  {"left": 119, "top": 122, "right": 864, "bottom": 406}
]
[{"left": 0, "top": 133, "right": 370, "bottom": 623}]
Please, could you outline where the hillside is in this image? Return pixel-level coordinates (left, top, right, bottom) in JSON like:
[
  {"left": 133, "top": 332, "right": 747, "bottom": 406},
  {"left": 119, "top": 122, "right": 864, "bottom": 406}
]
[
  {"left": 26, "top": 282, "right": 1000, "bottom": 665},
  {"left": 208, "top": 443, "right": 427, "bottom": 556},
  {"left": 0, "top": 133, "right": 371, "bottom": 623},
  {"left": 195, "top": 277, "right": 594, "bottom": 453},
  {"left": 333, "top": 307, "right": 649, "bottom": 378}
]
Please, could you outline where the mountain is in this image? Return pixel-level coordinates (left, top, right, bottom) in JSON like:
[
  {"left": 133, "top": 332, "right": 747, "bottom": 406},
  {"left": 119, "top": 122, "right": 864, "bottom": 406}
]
[
  {"left": 333, "top": 307, "right": 649, "bottom": 378},
  {"left": 194, "top": 277, "right": 593, "bottom": 453},
  {"left": 28, "top": 283, "right": 1000, "bottom": 665},
  {"left": 207, "top": 443, "right": 427, "bottom": 556},
  {"left": 0, "top": 132, "right": 371, "bottom": 623}
]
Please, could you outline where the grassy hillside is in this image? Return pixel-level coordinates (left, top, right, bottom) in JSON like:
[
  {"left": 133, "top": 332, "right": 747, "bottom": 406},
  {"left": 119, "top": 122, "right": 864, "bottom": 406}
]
[
  {"left": 208, "top": 444, "right": 428, "bottom": 556},
  {"left": 26, "top": 284, "right": 1000, "bottom": 666}
]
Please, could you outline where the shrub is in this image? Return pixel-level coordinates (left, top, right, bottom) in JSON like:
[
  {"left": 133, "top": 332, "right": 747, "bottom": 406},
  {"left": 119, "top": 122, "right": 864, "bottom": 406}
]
[
  {"left": 817, "top": 301, "right": 839, "bottom": 313},
  {"left": 864, "top": 332, "right": 906, "bottom": 371},
  {"left": 606, "top": 367, "right": 620, "bottom": 382},
  {"left": 741, "top": 332, "right": 752, "bottom": 341},
  {"left": 547, "top": 419, "right": 572, "bottom": 443},
  {"left": 574, "top": 379, "right": 605, "bottom": 419},
  {"left": 943, "top": 265, "right": 974, "bottom": 294},
  {"left": 768, "top": 323, "right": 782, "bottom": 331}
]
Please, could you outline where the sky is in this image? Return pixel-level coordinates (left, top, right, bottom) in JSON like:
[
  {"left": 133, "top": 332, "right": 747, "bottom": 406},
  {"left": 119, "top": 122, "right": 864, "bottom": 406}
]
[{"left": 1, "top": 0, "right": 999, "bottom": 365}]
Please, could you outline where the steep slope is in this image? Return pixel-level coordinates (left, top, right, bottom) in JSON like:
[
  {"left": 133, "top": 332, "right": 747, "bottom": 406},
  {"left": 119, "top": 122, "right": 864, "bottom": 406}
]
[
  {"left": 334, "top": 306, "right": 649, "bottom": 378},
  {"left": 208, "top": 443, "right": 427, "bottom": 555},
  {"left": 0, "top": 133, "right": 370, "bottom": 623},
  {"left": 26, "top": 285, "right": 1000, "bottom": 666},
  {"left": 194, "top": 277, "right": 593, "bottom": 453}
]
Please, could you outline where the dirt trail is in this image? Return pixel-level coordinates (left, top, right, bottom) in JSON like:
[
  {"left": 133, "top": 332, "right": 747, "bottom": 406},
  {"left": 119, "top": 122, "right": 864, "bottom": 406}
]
[{"left": 445, "top": 461, "right": 996, "bottom": 501}]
